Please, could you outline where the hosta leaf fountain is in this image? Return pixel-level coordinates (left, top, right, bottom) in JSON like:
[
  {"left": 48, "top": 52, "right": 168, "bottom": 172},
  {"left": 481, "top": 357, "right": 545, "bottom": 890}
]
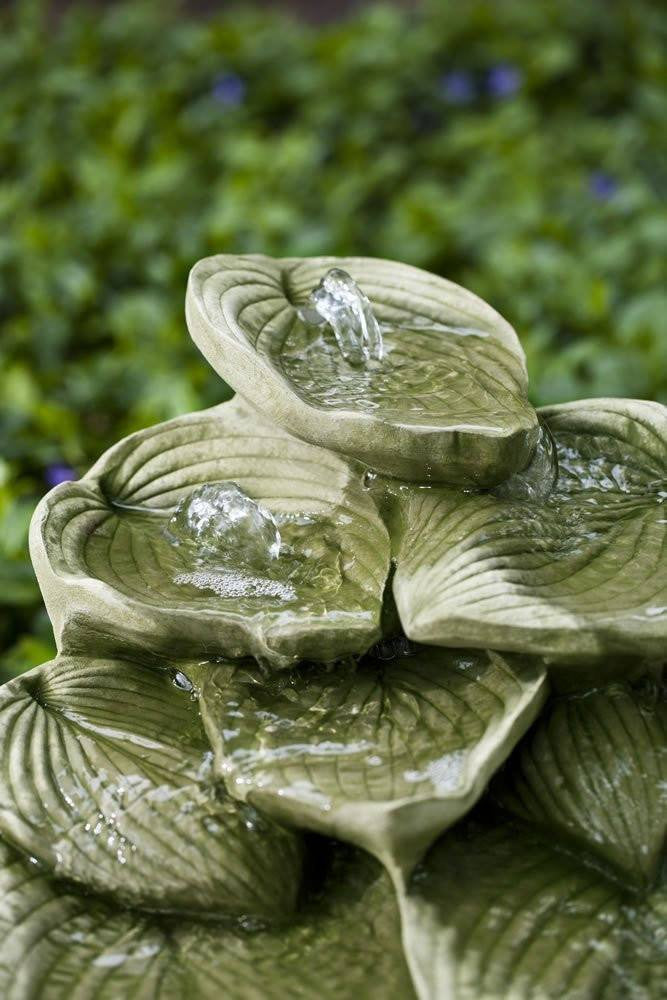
[{"left": 1, "top": 255, "right": 664, "bottom": 999}]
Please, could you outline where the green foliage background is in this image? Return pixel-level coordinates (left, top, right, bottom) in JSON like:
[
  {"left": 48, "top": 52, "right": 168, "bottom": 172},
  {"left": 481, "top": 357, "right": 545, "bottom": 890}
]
[{"left": 1, "top": 0, "right": 665, "bottom": 680}]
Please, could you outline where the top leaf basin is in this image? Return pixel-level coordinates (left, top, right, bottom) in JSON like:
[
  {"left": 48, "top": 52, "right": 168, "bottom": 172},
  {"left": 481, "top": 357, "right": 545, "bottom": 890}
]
[
  {"left": 186, "top": 254, "right": 539, "bottom": 485},
  {"left": 0, "top": 835, "right": 414, "bottom": 1000},
  {"left": 30, "top": 397, "right": 390, "bottom": 668}
]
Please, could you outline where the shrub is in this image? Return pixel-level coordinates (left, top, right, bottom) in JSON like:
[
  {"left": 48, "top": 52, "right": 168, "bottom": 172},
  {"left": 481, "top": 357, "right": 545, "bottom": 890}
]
[{"left": 1, "top": 0, "right": 665, "bottom": 675}]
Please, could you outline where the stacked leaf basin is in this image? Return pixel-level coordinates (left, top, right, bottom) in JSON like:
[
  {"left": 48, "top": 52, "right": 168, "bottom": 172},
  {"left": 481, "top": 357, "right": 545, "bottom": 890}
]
[{"left": 1, "top": 254, "right": 664, "bottom": 999}]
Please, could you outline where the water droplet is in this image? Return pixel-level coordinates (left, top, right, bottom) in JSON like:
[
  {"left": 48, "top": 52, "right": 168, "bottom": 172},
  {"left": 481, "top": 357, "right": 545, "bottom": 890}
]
[
  {"left": 238, "top": 914, "right": 268, "bottom": 933},
  {"left": 172, "top": 670, "right": 194, "bottom": 693},
  {"left": 166, "top": 482, "right": 281, "bottom": 569},
  {"left": 494, "top": 423, "right": 558, "bottom": 502},
  {"left": 93, "top": 952, "right": 132, "bottom": 969},
  {"left": 197, "top": 751, "right": 214, "bottom": 782},
  {"left": 362, "top": 469, "right": 379, "bottom": 490},
  {"left": 202, "top": 816, "right": 221, "bottom": 835},
  {"left": 299, "top": 268, "right": 384, "bottom": 366}
]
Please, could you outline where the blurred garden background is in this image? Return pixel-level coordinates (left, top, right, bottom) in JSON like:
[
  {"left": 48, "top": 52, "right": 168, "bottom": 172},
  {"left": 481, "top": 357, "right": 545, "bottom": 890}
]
[{"left": 1, "top": 0, "right": 665, "bottom": 680}]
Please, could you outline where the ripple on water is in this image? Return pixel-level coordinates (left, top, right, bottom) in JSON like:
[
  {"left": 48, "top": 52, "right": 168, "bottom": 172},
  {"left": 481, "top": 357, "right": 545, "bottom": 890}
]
[{"left": 279, "top": 320, "right": 518, "bottom": 427}]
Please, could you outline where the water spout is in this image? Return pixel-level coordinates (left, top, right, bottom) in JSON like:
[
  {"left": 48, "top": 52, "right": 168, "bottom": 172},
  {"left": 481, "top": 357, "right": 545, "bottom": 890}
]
[{"left": 299, "top": 268, "right": 384, "bottom": 366}]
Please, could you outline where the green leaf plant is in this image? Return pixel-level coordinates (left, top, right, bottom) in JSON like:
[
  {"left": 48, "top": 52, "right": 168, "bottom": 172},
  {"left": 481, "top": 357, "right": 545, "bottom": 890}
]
[{"left": 2, "top": 256, "right": 664, "bottom": 998}]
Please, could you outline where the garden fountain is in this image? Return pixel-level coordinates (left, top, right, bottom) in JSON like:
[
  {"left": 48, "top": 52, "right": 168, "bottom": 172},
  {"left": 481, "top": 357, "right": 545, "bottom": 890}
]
[{"left": 0, "top": 255, "right": 664, "bottom": 999}]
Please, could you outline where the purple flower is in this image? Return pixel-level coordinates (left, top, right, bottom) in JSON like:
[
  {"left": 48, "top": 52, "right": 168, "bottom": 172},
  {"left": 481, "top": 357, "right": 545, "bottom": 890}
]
[
  {"left": 439, "top": 70, "right": 475, "bottom": 105},
  {"left": 211, "top": 72, "right": 246, "bottom": 107},
  {"left": 486, "top": 63, "right": 522, "bottom": 98},
  {"left": 589, "top": 171, "right": 617, "bottom": 201},
  {"left": 45, "top": 464, "right": 76, "bottom": 488}
]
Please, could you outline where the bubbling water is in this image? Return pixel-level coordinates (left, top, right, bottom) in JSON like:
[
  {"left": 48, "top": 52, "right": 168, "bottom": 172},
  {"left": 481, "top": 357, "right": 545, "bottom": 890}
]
[
  {"left": 299, "top": 268, "right": 384, "bottom": 366},
  {"left": 166, "top": 483, "right": 281, "bottom": 570},
  {"left": 162, "top": 483, "right": 347, "bottom": 607}
]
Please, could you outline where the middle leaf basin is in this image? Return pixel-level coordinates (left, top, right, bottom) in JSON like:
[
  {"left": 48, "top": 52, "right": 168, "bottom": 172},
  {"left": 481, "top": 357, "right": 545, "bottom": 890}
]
[
  {"left": 391, "top": 398, "right": 667, "bottom": 668},
  {"left": 186, "top": 254, "right": 539, "bottom": 486},
  {"left": 30, "top": 397, "right": 390, "bottom": 668}
]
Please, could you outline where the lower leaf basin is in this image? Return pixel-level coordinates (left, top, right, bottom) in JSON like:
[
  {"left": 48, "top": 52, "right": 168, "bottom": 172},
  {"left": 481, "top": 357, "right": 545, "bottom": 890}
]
[
  {"left": 493, "top": 678, "right": 667, "bottom": 889},
  {"left": 392, "top": 399, "right": 667, "bottom": 666},
  {"left": 186, "top": 254, "right": 539, "bottom": 485},
  {"left": 401, "top": 815, "right": 667, "bottom": 1000},
  {"left": 399, "top": 680, "right": 667, "bottom": 1000},
  {"left": 195, "top": 645, "right": 547, "bottom": 878},
  {"left": 0, "top": 837, "right": 415, "bottom": 1000},
  {"left": 0, "top": 655, "right": 303, "bottom": 917},
  {"left": 30, "top": 397, "right": 390, "bottom": 667}
]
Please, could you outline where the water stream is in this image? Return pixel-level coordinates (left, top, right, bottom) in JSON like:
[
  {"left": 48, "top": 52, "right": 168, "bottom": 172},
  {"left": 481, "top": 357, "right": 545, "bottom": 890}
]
[{"left": 494, "top": 423, "right": 559, "bottom": 502}]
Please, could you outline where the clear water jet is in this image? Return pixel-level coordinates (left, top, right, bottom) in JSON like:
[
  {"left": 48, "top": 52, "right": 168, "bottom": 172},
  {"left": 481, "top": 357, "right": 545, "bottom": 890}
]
[{"left": 299, "top": 268, "right": 384, "bottom": 366}]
